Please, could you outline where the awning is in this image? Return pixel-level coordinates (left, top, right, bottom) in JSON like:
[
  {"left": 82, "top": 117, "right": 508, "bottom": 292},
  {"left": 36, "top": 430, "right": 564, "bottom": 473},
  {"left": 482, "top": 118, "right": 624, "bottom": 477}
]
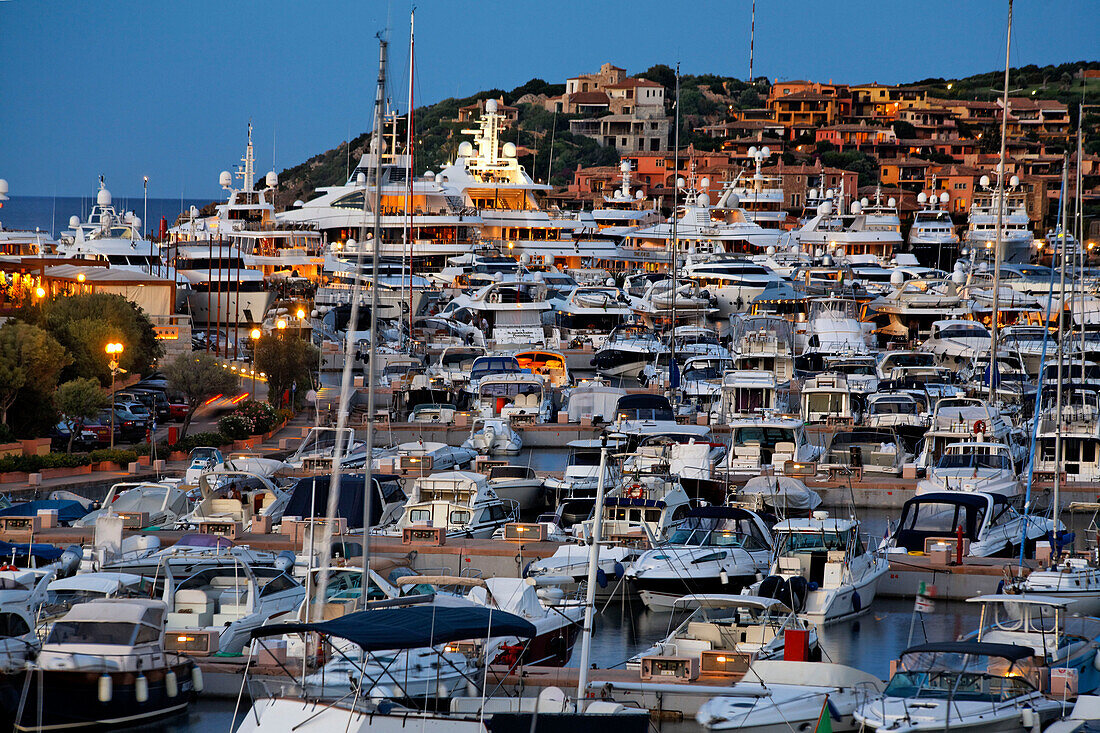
[{"left": 250, "top": 603, "right": 537, "bottom": 651}]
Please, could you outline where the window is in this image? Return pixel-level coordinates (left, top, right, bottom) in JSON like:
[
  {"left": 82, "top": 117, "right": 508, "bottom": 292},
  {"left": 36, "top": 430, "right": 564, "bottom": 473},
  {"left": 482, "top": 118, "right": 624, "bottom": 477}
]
[
  {"left": 409, "top": 508, "right": 432, "bottom": 524},
  {"left": 621, "top": 137, "right": 628, "bottom": 147},
  {"left": 0, "top": 613, "right": 30, "bottom": 637},
  {"left": 260, "top": 573, "right": 298, "bottom": 597},
  {"left": 450, "top": 510, "right": 471, "bottom": 525},
  {"left": 135, "top": 624, "right": 160, "bottom": 644}
]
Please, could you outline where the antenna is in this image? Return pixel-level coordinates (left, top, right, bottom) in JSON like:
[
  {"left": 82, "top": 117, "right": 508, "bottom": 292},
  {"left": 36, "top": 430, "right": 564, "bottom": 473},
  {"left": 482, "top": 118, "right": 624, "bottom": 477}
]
[{"left": 748, "top": 0, "right": 756, "bottom": 83}]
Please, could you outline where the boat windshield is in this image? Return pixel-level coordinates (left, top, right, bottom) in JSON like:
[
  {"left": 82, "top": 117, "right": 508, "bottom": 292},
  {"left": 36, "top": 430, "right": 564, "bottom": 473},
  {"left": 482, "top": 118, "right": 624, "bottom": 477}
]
[
  {"left": 777, "top": 529, "right": 854, "bottom": 554},
  {"left": 47, "top": 621, "right": 152, "bottom": 646},
  {"left": 870, "top": 398, "right": 917, "bottom": 416},
  {"left": 884, "top": 670, "right": 1033, "bottom": 702},
  {"left": 937, "top": 324, "right": 989, "bottom": 339},
  {"left": 937, "top": 452, "right": 1011, "bottom": 471},
  {"left": 733, "top": 427, "right": 796, "bottom": 450}
]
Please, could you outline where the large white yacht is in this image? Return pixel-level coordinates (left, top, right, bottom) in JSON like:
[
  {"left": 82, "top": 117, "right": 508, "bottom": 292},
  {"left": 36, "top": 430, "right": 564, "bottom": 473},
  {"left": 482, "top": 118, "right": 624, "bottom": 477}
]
[
  {"left": 783, "top": 184, "right": 902, "bottom": 264},
  {"left": 170, "top": 127, "right": 323, "bottom": 283},
  {"left": 726, "top": 146, "right": 788, "bottom": 229},
  {"left": 56, "top": 178, "right": 174, "bottom": 279},
  {"left": 964, "top": 172, "right": 1034, "bottom": 265}
]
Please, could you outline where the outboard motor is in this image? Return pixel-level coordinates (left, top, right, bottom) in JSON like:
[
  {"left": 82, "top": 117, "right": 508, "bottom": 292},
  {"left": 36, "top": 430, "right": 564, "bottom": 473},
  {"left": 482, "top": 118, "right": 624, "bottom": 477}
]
[
  {"left": 57, "top": 545, "right": 83, "bottom": 578},
  {"left": 758, "top": 574, "right": 784, "bottom": 600},
  {"left": 274, "top": 550, "right": 296, "bottom": 574}
]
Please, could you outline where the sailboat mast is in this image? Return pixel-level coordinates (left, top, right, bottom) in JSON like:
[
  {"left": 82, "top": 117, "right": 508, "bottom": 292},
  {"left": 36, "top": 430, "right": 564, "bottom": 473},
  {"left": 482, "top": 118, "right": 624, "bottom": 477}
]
[
  {"left": 363, "top": 38, "right": 389, "bottom": 599},
  {"left": 669, "top": 63, "right": 680, "bottom": 394},
  {"left": 406, "top": 9, "right": 415, "bottom": 350},
  {"left": 1052, "top": 154, "right": 1069, "bottom": 548},
  {"left": 1077, "top": 101, "right": 1086, "bottom": 382},
  {"left": 987, "top": 0, "right": 1012, "bottom": 402}
]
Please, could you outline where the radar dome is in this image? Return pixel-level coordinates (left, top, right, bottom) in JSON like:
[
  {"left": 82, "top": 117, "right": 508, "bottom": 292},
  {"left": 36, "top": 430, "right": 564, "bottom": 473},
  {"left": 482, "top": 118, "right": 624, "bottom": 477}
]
[
  {"left": 809, "top": 188, "right": 818, "bottom": 200},
  {"left": 1009, "top": 175, "right": 1019, "bottom": 187},
  {"left": 697, "top": 193, "right": 711, "bottom": 207},
  {"left": 293, "top": 199, "right": 304, "bottom": 207},
  {"left": 68, "top": 215, "right": 80, "bottom": 229},
  {"left": 825, "top": 189, "right": 835, "bottom": 199},
  {"left": 519, "top": 253, "right": 531, "bottom": 265},
  {"left": 356, "top": 172, "right": 367, "bottom": 187},
  {"left": 726, "top": 193, "right": 740, "bottom": 208},
  {"left": 502, "top": 142, "right": 517, "bottom": 158},
  {"left": 635, "top": 190, "right": 644, "bottom": 199},
  {"left": 620, "top": 160, "right": 631, "bottom": 173},
  {"left": 951, "top": 269, "right": 967, "bottom": 286},
  {"left": 265, "top": 171, "right": 278, "bottom": 188},
  {"left": 493, "top": 272, "right": 504, "bottom": 282},
  {"left": 890, "top": 269, "right": 905, "bottom": 286},
  {"left": 978, "top": 261, "right": 989, "bottom": 273},
  {"left": 676, "top": 177, "right": 685, "bottom": 188},
  {"left": 533, "top": 272, "right": 545, "bottom": 283},
  {"left": 131, "top": 216, "right": 141, "bottom": 231},
  {"left": 485, "top": 98, "right": 499, "bottom": 113},
  {"left": 605, "top": 277, "right": 616, "bottom": 287},
  {"left": 424, "top": 171, "right": 436, "bottom": 181},
  {"left": 748, "top": 146, "right": 758, "bottom": 156},
  {"left": 457, "top": 141, "right": 474, "bottom": 157},
  {"left": 97, "top": 187, "right": 112, "bottom": 207},
  {"left": 917, "top": 192, "right": 928, "bottom": 204},
  {"left": 189, "top": 205, "right": 199, "bottom": 217},
  {"left": 0, "top": 179, "right": 8, "bottom": 200},
  {"left": 887, "top": 197, "right": 896, "bottom": 208},
  {"left": 850, "top": 201, "right": 862, "bottom": 214},
  {"left": 860, "top": 197, "right": 870, "bottom": 207},
  {"left": 818, "top": 201, "right": 833, "bottom": 216},
  {"left": 761, "top": 146, "right": 771, "bottom": 157},
  {"left": 954, "top": 260, "right": 966, "bottom": 273},
  {"left": 219, "top": 171, "right": 232, "bottom": 188},
  {"left": 821, "top": 254, "right": 833, "bottom": 267},
  {"left": 346, "top": 238, "right": 356, "bottom": 247},
  {"left": 995, "top": 162, "right": 1004, "bottom": 174},
  {"left": 766, "top": 246, "right": 776, "bottom": 256},
  {"left": 939, "top": 192, "right": 950, "bottom": 204},
  {"left": 700, "top": 177, "right": 710, "bottom": 188},
  {"left": 980, "top": 175, "right": 991, "bottom": 188}
]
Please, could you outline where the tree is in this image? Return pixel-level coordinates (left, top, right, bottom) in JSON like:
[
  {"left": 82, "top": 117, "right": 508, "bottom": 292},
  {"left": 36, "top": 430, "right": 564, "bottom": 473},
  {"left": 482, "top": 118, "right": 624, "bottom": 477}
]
[
  {"left": 54, "top": 378, "right": 108, "bottom": 453},
  {"left": 636, "top": 64, "right": 676, "bottom": 92},
  {"left": 23, "top": 293, "right": 162, "bottom": 385},
  {"left": 254, "top": 332, "right": 319, "bottom": 409},
  {"left": 163, "top": 352, "right": 240, "bottom": 439},
  {"left": 0, "top": 321, "right": 69, "bottom": 425},
  {"left": 737, "top": 88, "right": 762, "bottom": 109}
]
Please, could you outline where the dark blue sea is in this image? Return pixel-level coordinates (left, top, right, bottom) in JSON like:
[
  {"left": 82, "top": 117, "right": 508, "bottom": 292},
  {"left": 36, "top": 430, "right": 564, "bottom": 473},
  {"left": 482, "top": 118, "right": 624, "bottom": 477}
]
[{"left": 1, "top": 195, "right": 213, "bottom": 238}]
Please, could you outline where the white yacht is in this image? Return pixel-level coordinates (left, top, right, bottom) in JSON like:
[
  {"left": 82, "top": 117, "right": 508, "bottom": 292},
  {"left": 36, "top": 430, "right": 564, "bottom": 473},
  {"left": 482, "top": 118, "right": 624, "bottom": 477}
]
[
  {"left": 855, "top": 641, "right": 1061, "bottom": 733},
  {"left": 591, "top": 323, "right": 668, "bottom": 379},
  {"left": 627, "top": 506, "right": 774, "bottom": 611},
  {"left": 378, "top": 470, "right": 518, "bottom": 539},
  {"left": 923, "top": 319, "right": 992, "bottom": 368},
  {"left": 56, "top": 179, "right": 174, "bottom": 278},
  {"left": 726, "top": 146, "right": 788, "bottom": 229},
  {"left": 437, "top": 278, "right": 554, "bottom": 347},
  {"left": 916, "top": 442, "right": 1020, "bottom": 499},
  {"left": 755, "top": 512, "right": 888, "bottom": 625},
  {"left": 682, "top": 257, "right": 782, "bottom": 318},
  {"left": 783, "top": 185, "right": 902, "bottom": 264},
  {"left": 889, "top": 491, "right": 1058, "bottom": 558},
  {"left": 723, "top": 417, "right": 821, "bottom": 475},
  {"left": 964, "top": 173, "right": 1035, "bottom": 265},
  {"left": 551, "top": 285, "right": 632, "bottom": 348}
]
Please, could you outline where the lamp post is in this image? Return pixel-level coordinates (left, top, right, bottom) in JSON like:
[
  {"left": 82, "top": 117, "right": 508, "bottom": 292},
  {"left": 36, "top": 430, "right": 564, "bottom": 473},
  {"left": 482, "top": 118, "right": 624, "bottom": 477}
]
[
  {"left": 295, "top": 307, "right": 306, "bottom": 339},
  {"left": 105, "top": 342, "right": 124, "bottom": 448},
  {"left": 249, "top": 328, "right": 261, "bottom": 396}
]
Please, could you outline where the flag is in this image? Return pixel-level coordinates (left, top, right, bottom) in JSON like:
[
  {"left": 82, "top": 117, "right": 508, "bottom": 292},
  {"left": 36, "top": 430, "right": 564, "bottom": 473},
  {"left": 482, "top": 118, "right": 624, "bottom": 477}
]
[
  {"left": 815, "top": 697, "right": 832, "bottom": 733},
  {"left": 669, "top": 357, "right": 680, "bottom": 389}
]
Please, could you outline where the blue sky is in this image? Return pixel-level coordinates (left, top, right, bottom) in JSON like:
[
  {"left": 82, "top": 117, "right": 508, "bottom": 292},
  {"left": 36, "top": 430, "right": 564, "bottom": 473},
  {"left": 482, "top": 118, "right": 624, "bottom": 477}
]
[{"left": 2, "top": 0, "right": 1095, "bottom": 198}]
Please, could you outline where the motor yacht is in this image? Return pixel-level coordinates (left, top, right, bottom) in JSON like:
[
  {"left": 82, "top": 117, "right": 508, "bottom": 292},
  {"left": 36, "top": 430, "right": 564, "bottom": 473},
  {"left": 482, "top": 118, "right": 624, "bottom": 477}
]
[
  {"left": 175, "top": 469, "right": 290, "bottom": 531},
  {"left": 377, "top": 471, "right": 518, "bottom": 539},
  {"left": 543, "top": 438, "right": 624, "bottom": 515},
  {"left": 74, "top": 481, "right": 190, "bottom": 529},
  {"left": 889, "top": 492, "right": 1058, "bottom": 558},
  {"left": 820, "top": 428, "right": 911, "bottom": 476},
  {"left": 627, "top": 506, "right": 774, "bottom": 611},
  {"left": 964, "top": 173, "right": 1035, "bottom": 265},
  {"left": 723, "top": 417, "right": 821, "bottom": 475},
  {"left": 917, "top": 442, "right": 1020, "bottom": 499},
  {"left": 629, "top": 594, "right": 819, "bottom": 670},
  {"left": 470, "top": 372, "right": 551, "bottom": 423},
  {"left": 591, "top": 323, "right": 668, "bottom": 380},
  {"left": 682, "top": 258, "right": 781, "bottom": 318},
  {"left": 917, "top": 397, "right": 1026, "bottom": 471},
  {"left": 461, "top": 416, "right": 523, "bottom": 455},
  {"left": 438, "top": 278, "right": 555, "bottom": 348},
  {"left": 729, "top": 314, "right": 795, "bottom": 382},
  {"left": 800, "top": 372, "right": 862, "bottom": 424},
  {"left": 3, "top": 599, "right": 198, "bottom": 732},
  {"left": 783, "top": 186, "right": 902, "bottom": 264},
  {"left": 854, "top": 641, "right": 1062, "bottom": 733},
  {"left": 755, "top": 512, "right": 888, "bottom": 625},
  {"left": 908, "top": 189, "right": 960, "bottom": 269},
  {"left": 552, "top": 285, "right": 632, "bottom": 349}
]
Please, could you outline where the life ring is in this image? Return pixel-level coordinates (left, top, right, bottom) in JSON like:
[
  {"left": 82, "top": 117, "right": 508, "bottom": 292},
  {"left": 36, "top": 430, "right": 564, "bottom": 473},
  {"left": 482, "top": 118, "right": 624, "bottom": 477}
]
[
  {"left": 490, "top": 293, "right": 501, "bottom": 304},
  {"left": 0, "top": 564, "right": 17, "bottom": 572},
  {"left": 626, "top": 483, "right": 645, "bottom": 499},
  {"left": 973, "top": 419, "right": 986, "bottom": 435}
]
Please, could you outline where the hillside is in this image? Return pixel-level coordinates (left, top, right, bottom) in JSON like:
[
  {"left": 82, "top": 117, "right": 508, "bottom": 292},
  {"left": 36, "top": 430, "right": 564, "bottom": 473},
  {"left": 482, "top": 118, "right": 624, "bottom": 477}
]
[{"left": 273, "top": 61, "right": 1100, "bottom": 209}]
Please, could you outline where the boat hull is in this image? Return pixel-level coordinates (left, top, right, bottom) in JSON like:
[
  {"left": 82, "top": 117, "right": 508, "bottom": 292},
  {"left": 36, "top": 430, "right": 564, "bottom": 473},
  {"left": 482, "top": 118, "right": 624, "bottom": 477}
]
[{"left": 3, "top": 659, "right": 196, "bottom": 732}]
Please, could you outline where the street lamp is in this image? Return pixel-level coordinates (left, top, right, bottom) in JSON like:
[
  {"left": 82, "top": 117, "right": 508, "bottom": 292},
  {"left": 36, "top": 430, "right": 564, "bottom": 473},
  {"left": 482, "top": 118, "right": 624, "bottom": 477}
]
[
  {"left": 276, "top": 318, "right": 287, "bottom": 330},
  {"left": 249, "top": 328, "right": 261, "bottom": 395},
  {"left": 105, "top": 342, "right": 124, "bottom": 448}
]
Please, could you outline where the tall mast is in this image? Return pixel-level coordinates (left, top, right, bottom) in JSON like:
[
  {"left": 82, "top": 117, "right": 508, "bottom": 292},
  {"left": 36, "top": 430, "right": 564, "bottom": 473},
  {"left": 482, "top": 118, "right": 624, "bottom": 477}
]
[
  {"left": 748, "top": 0, "right": 756, "bottom": 83},
  {"left": 405, "top": 8, "right": 415, "bottom": 351},
  {"left": 1052, "top": 154, "right": 1069, "bottom": 548},
  {"left": 669, "top": 63, "right": 680, "bottom": 400},
  {"left": 987, "top": 0, "right": 1012, "bottom": 401},
  {"left": 1077, "top": 100, "right": 1086, "bottom": 382},
  {"left": 313, "top": 37, "right": 388, "bottom": 619}
]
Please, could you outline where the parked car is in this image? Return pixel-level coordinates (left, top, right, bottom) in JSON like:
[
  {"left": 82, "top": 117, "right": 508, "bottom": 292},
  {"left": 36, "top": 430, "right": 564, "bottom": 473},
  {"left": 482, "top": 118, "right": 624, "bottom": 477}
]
[
  {"left": 168, "top": 401, "right": 189, "bottom": 422},
  {"left": 115, "top": 400, "right": 153, "bottom": 428},
  {"left": 134, "top": 372, "right": 169, "bottom": 391},
  {"left": 102, "top": 407, "right": 145, "bottom": 443},
  {"left": 50, "top": 420, "right": 103, "bottom": 451},
  {"left": 124, "top": 388, "right": 171, "bottom": 422}
]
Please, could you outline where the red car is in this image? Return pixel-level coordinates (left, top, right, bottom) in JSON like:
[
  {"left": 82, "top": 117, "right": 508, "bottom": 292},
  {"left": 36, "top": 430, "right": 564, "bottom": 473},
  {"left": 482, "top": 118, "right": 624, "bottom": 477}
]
[{"left": 168, "top": 402, "right": 190, "bottom": 422}]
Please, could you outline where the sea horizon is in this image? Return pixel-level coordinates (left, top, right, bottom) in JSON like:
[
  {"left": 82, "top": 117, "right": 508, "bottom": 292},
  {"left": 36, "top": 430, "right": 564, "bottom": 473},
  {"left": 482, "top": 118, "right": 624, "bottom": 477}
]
[{"left": 1, "top": 194, "right": 217, "bottom": 238}]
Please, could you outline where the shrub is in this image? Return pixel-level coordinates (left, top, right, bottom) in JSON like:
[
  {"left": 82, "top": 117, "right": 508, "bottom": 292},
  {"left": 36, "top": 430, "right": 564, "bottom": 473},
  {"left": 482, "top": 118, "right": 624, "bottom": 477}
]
[
  {"left": 234, "top": 400, "right": 279, "bottom": 434},
  {"left": 0, "top": 453, "right": 91, "bottom": 473},
  {"left": 0, "top": 423, "right": 14, "bottom": 444},
  {"left": 88, "top": 448, "right": 138, "bottom": 465},
  {"left": 167, "top": 432, "right": 230, "bottom": 454},
  {"left": 218, "top": 413, "right": 255, "bottom": 440}
]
